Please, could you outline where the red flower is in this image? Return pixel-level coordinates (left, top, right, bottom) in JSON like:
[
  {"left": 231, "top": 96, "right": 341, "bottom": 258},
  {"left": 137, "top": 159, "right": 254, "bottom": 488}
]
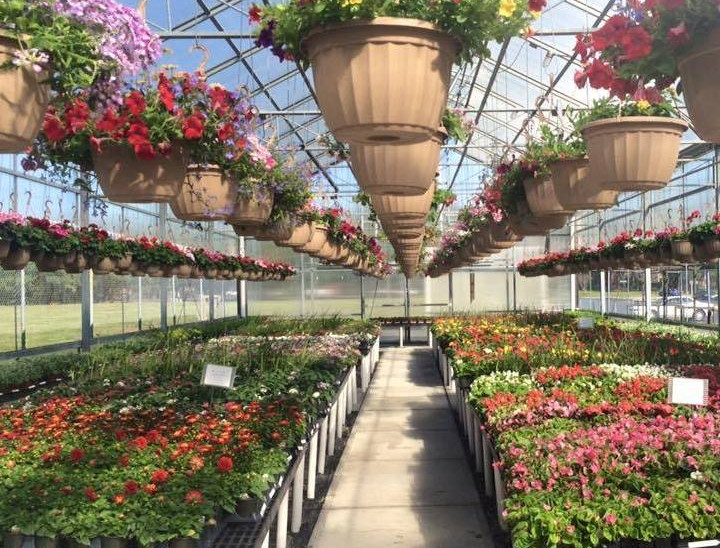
[
  {"left": 96, "top": 109, "right": 126, "bottom": 135},
  {"left": 84, "top": 488, "right": 99, "bottom": 502},
  {"left": 217, "top": 455, "right": 233, "bottom": 473},
  {"left": 133, "top": 436, "right": 149, "bottom": 450},
  {"left": 65, "top": 99, "right": 90, "bottom": 133},
  {"left": 124, "top": 480, "right": 139, "bottom": 495},
  {"left": 151, "top": 469, "right": 170, "bottom": 484},
  {"left": 574, "top": 70, "right": 588, "bottom": 89},
  {"left": 43, "top": 115, "right": 67, "bottom": 142},
  {"left": 209, "top": 86, "right": 230, "bottom": 113},
  {"left": 528, "top": 0, "right": 546, "bottom": 11},
  {"left": 218, "top": 122, "right": 235, "bottom": 141},
  {"left": 144, "top": 483, "right": 158, "bottom": 495},
  {"left": 69, "top": 448, "right": 85, "bottom": 462},
  {"left": 590, "top": 15, "right": 630, "bottom": 51},
  {"left": 620, "top": 26, "right": 653, "bottom": 60},
  {"left": 113, "top": 494, "right": 126, "bottom": 505},
  {"left": 585, "top": 59, "right": 614, "bottom": 89},
  {"left": 183, "top": 113, "right": 205, "bottom": 140},
  {"left": 185, "top": 490, "right": 204, "bottom": 504},
  {"left": 134, "top": 142, "right": 156, "bottom": 160},
  {"left": 118, "top": 455, "right": 130, "bottom": 467},
  {"left": 248, "top": 4, "right": 262, "bottom": 22},
  {"left": 158, "top": 73, "right": 175, "bottom": 112},
  {"left": 124, "top": 90, "right": 147, "bottom": 117}
]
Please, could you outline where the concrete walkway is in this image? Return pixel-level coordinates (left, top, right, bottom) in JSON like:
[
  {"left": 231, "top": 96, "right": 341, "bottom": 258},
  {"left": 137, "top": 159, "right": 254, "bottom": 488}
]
[{"left": 308, "top": 347, "right": 494, "bottom": 548}]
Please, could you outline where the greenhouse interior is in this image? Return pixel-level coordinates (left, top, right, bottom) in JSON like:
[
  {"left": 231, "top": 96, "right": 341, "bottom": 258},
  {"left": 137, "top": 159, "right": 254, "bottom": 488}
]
[{"left": 2, "top": 0, "right": 720, "bottom": 547}]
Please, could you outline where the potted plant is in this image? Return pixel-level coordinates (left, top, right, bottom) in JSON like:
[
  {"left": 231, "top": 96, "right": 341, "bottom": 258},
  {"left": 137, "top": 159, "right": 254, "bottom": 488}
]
[
  {"left": 0, "top": 212, "right": 32, "bottom": 269},
  {"left": 0, "top": 0, "right": 160, "bottom": 153},
  {"left": 689, "top": 213, "right": 720, "bottom": 261},
  {"left": 255, "top": 161, "right": 314, "bottom": 241},
  {"left": 574, "top": 7, "right": 720, "bottom": 142},
  {"left": 252, "top": 2, "right": 539, "bottom": 145},
  {"left": 577, "top": 95, "right": 687, "bottom": 192},
  {"left": 78, "top": 225, "right": 130, "bottom": 274},
  {"left": 25, "top": 218, "right": 80, "bottom": 272}
]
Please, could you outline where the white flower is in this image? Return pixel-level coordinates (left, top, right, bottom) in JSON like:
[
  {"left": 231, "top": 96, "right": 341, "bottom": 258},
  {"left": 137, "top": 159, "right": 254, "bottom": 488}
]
[
  {"left": 312, "top": 391, "right": 321, "bottom": 399},
  {"left": 288, "top": 388, "right": 299, "bottom": 395}
]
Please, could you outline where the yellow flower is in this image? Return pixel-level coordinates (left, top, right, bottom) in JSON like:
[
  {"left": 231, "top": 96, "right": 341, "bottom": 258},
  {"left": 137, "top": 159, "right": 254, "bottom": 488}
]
[
  {"left": 636, "top": 100, "right": 651, "bottom": 111},
  {"left": 499, "top": 0, "right": 517, "bottom": 17},
  {"left": 342, "top": 0, "right": 362, "bottom": 5}
]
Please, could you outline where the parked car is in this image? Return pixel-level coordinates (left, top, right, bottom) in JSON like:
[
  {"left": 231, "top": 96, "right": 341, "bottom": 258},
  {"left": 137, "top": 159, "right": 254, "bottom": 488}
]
[{"left": 633, "top": 295, "right": 717, "bottom": 322}]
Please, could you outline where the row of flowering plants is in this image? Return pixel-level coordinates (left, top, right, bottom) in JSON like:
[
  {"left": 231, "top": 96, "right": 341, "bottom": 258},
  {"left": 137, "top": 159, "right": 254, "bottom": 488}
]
[
  {"left": 0, "top": 212, "right": 296, "bottom": 281},
  {"left": 433, "top": 312, "right": 720, "bottom": 547},
  {"left": 517, "top": 211, "right": 720, "bottom": 277},
  {"left": 0, "top": 318, "right": 379, "bottom": 546}
]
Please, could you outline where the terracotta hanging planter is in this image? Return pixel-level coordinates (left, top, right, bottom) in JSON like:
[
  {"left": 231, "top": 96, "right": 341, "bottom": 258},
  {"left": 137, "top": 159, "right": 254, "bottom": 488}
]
[
  {"left": 304, "top": 18, "right": 458, "bottom": 145},
  {"left": 371, "top": 181, "right": 436, "bottom": 219},
  {"left": 64, "top": 252, "right": 89, "bottom": 274},
  {"left": 226, "top": 192, "right": 274, "bottom": 227},
  {"left": 523, "top": 176, "right": 574, "bottom": 217},
  {"left": 298, "top": 225, "right": 329, "bottom": 254},
  {"left": 582, "top": 116, "right": 688, "bottom": 192},
  {"left": 255, "top": 219, "right": 296, "bottom": 242},
  {"left": 170, "top": 165, "right": 237, "bottom": 221},
  {"left": 351, "top": 131, "right": 444, "bottom": 196},
  {"left": 0, "top": 239, "right": 10, "bottom": 259},
  {"left": 277, "top": 222, "right": 315, "bottom": 248},
  {"left": 36, "top": 253, "right": 65, "bottom": 272},
  {"left": 92, "top": 257, "right": 116, "bottom": 275},
  {"left": 0, "top": 35, "right": 50, "bottom": 153},
  {"left": 490, "top": 222, "right": 523, "bottom": 247},
  {"left": 702, "top": 236, "right": 720, "bottom": 260},
  {"left": 678, "top": 27, "right": 720, "bottom": 143},
  {"left": 92, "top": 142, "right": 188, "bottom": 204},
  {"left": 550, "top": 158, "right": 618, "bottom": 211},
  {"left": 670, "top": 239, "right": 694, "bottom": 263}
]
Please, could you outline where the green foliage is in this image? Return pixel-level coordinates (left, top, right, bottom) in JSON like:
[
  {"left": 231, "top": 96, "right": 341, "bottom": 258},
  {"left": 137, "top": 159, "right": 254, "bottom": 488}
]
[{"left": 576, "top": 94, "right": 680, "bottom": 128}]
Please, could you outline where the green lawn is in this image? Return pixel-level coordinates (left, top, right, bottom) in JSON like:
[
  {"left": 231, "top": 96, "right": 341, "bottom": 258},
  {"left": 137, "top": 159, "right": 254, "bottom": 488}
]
[{"left": 0, "top": 301, "right": 214, "bottom": 352}]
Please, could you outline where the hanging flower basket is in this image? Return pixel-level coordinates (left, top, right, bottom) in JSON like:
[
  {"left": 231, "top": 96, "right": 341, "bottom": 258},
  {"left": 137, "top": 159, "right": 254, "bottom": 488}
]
[
  {"left": 171, "top": 165, "right": 237, "bottom": 222},
  {"left": 371, "top": 181, "right": 436, "bottom": 219},
  {"left": 0, "top": 35, "right": 50, "bottom": 154},
  {"left": 64, "top": 252, "right": 89, "bottom": 274},
  {"left": 298, "top": 225, "right": 329, "bottom": 254},
  {"left": 92, "top": 142, "right": 188, "bottom": 204},
  {"left": 550, "top": 158, "right": 618, "bottom": 211},
  {"left": 490, "top": 222, "right": 523, "bottom": 247},
  {"left": 582, "top": 116, "right": 687, "bottom": 192},
  {"left": 304, "top": 18, "right": 458, "bottom": 145},
  {"left": 523, "top": 176, "right": 574, "bottom": 217},
  {"left": 255, "top": 218, "right": 296, "bottom": 242},
  {"left": 351, "top": 130, "right": 444, "bottom": 196},
  {"left": 277, "top": 222, "right": 315, "bottom": 248},
  {"left": 702, "top": 236, "right": 720, "bottom": 261},
  {"left": 0, "top": 239, "right": 10, "bottom": 259},
  {"left": 36, "top": 253, "right": 65, "bottom": 272},
  {"left": 226, "top": 193, "right": 274, "bottom": 227},
  {"left": 91, "top": 257, "right": 116, "bottom": 275},
  {"left": 670, "top": 239, "right": 694, "bottom": 263},
  {"left": 678, "top": 28, "right": 720, "bottom": 143}
]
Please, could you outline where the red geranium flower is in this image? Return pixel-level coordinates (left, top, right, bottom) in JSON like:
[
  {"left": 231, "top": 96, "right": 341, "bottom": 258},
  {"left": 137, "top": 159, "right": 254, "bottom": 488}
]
[
  {"left": 65, "top": 99, "right": 90, "bottom": 133},
  {"left": 217, "top": 455, "right": 233, "bottom": 473},
  {"left": 183, "top": 113, "right": 205, "bottom": 140},
  {"left": 124, "top": 480, "right": 139, "bottom": 495},
  {"left": 185, "top": 490, "right": 204, "bottom": 504},
  {"left": 528, "top": 0, "right": 546, "bottom": 11},
  {"left": 124, "top": 90, "right": 147, "bottom": 117},
  {"left": 84, "top": 488, "right": 99, "bottom": 502},
  {"left": 133, "top": 436, "right": 149, "bottom": 450},
  {"left": 667, "top": 22, "right": 690, "bottom": 47},
  {"left": 69, "top": 448, "right": 85, "bottom": 462},
  {"left": 620, "top": 26, "right": 653, "bottom": 60},
  {"left": 249, "top": 4, "right": 262, "bottom": 22},
  {"left": 151, "top": 469, "right": 170, "bottom": 483},
  {"left": 144, "top": 483, "right": 158, "bottom": 495},
  {"left": 43, "top": 115, "right": 67, "bottom": 142},
  {"left": 158, "top": 73, "right": 175, "bottom": 112},
  {"left": 591, "top": 15, "right": 630, "bottom": 50},
  {"left": 97, "top": 109, "right": 126, "bottom": 135},
  {"left": 585, "top": 59, "right": 614, "bottom": 89}
]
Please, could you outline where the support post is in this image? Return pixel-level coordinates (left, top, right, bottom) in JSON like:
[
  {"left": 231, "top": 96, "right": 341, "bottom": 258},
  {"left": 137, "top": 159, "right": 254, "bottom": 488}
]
[
  {"left": 644, "top": 268, "right": 652, "bottom": 322},
  {"left": 291, "top": 454, "right": 305, "bottom": 533},
  {"left": 327, "top": 403, "right": 337, "bottom": 456},
  {"left": 600, "top": 270, "right": 607, "bottom": 316},
  {"left": 275, "top": 490, "right": 289, "bottom": 548},
  {"left": 80, "top": 192, "right": 93, "bottom": 350},
  {"left": 307, "top": 430, "right": 318, "bottom": 499},
  {"left": 158, "top": 204, "right": 168, "bottom": 330},
  {"left": 448, "top": 271, "right": 454, "bottom": 314},
  {"left": 317, "top": 416, "right": 328, "bottom": 474}
]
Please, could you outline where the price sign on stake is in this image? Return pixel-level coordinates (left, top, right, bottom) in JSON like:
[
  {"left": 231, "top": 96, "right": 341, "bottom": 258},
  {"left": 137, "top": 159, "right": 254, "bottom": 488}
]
[
  {"left": 201, "top": 364, "right": 236, "bottom": 389},
  {"left": 578, "top": 317, "right": 595, "bottom": 330},
  {"left": 668, "top": 377, "right": 709, "bottom": 406}
]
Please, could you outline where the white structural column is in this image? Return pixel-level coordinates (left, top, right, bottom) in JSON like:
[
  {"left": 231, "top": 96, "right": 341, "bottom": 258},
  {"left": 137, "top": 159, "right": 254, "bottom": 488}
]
[{"left": 309, "top": 347, "right": 493, "bottom": 548}]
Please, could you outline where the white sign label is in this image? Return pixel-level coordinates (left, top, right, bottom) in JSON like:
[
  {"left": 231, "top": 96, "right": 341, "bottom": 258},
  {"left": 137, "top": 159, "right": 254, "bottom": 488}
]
[
  {"left": 201, "top": 364, "right": 236, "bottom": 389},
  {"left": 668, "top": 377, "right": 708, "bottom": 406},
  {"left": 578, "top": 317, "right": 595, "bottom": 330}
]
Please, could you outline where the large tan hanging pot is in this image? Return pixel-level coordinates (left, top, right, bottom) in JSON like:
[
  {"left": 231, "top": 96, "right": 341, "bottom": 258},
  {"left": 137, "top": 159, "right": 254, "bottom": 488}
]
[
  {"left": 312, "top": 239, "right": 340, "bottom": 260},
  {"left": 678, "top": 27, "right": 720, "bottom": 143},
  {"left": 170, "top": 165, "right": 237, "bottom": 221},
  {"left": 0, "top": 35, "right": 50, "bottom": 153},
  {"left": 254, "top": 219, "right": 296, "bottom": 242},
  {"left": 523, "top": 176, "right": 574, "bottom": 217},
  {"left": 550, "top": 158, "right": 618, "bottom": 211},
  {"left": 371, "top": 182, "right": 436, "bottom": 219},
  {"left": 581, "top": 116, "right": 688, "bottom": 192},
  {"left": 304, "top": 18, "right": 459, "bottom": 145},
  {"left": 92, "top": 141, "right": 188, "bottom": 203},
  {"left": 298, "top": 225, "right": 329, "bottom": 254},
  {"left": 351, "top": 131, "right": 444, "bottom": 196},
  {"left": 490, "top": 221, "right": 523, "bottom": 247},
  {"left": 277, "top": 222, "right": 315, "bottom": 248},
  {"left": 226, "top": 192, "right": 274, "bottom": 227}
]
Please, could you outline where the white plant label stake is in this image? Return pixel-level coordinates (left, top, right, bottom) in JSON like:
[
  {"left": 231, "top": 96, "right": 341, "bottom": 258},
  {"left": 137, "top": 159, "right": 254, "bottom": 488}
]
[
  {"left": 201, "top": 363, "right": 237, "bottom": 389},
  {"left": 577, "top": 317, "right": 595, "bottom": 330},
  {"left": 667, "top": 377, "right": 709, "bottom": 407}
]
